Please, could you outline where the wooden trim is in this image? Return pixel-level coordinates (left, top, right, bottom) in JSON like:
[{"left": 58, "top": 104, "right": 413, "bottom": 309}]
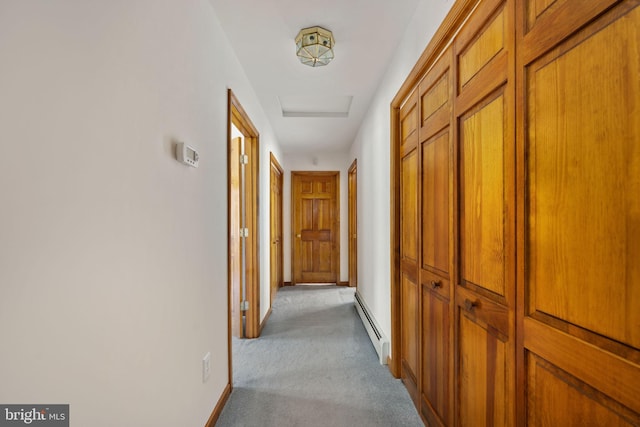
[
  {"left": 389, "top": 0, "right": 481, "bottom": 381},
  {"left": 246, "top": 136, "right": 260, "bottom": 339},
  {"left": 270, "top": 152, "right": 283, "bottom": 174},
  {"left": 514, "top": 1, "right": 527, "bottom": 421},
  {"left": 269, "top": 152, "right": 284, "bottom": 304},
  {"left": 338, "top": 281, "right": 350, "bottom": 287},
  {"left": 284, "top": 281, "right": 292, "bottom": 287},
  {"left": 348, "top": 158, "right": 358, "bottom": 289},
  {"left": 259, "top": 308, "right": 273, "bottom": 335},
  {"left": 229, "top": 90, "right": 258, "bottom": 136},
  {"left": 392, "top": 0, "right": 481, "bottom": 108},
  {"left": 524, "top": 318, "right": 640, "bottom": 414},
  {"left": 204, "top": 383, "right": 231, "bottom": 427},
  {"left": 389, "top": 103, "right": 401, "bottom": 379},
  {"left": 227, "top": 89, "right": 261, "bottom": 341},
  {"left": 226, "top": 93, "right": 233, "bottom": 385}
]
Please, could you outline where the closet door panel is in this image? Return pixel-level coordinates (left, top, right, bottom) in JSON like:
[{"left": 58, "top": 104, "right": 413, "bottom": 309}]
[
  {"left": 522, "top": 0, "right": 620, "bottom": 62},
  {"left": 401, "top": 146, "right": 419, "bottom": 400},
  {"left": 527, "top": 352, "right": 637, "bottom": 427},
  {"left": 521, "top": 1, "right": 640, "bottom": 423},
  {"left": 459, "top": 92, "right": 507, "bottom": 299},
  {"left": 526, "top": 3, "right": 640, "bottom": 349},
  {"left": 458, "top": 304, "right": 509, "bottom": 427},
  {"left": 421, "top": 285, "right": 450, "bottom": 425},
  {"left": 418, "top": 47, "right": 454, "bottom": 426},
  {"left": 458, "top": 6, "right": 506, "bottom": 89},
  {"left": 401, "top": 271, "right": 419, "bottom": 393},
  {"left": 399, "top": 89, "right": 420, "bottom": 403},
  {"left": 422, "top": 131, "right": 450, "bottom": 276},
  {"left": 401, "top": 149, "right": 419, "bottom": 264}
]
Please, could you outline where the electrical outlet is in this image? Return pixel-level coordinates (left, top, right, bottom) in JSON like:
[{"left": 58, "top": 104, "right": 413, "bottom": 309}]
[{"left": 202, "top": 352, "right": 211, "bottom": 382}]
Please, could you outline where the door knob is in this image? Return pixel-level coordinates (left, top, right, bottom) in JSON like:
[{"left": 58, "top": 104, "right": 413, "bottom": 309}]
[
  {"left": 464, "top": 299, "right": 477, "bottom": 311},
  {"left": 296, "top": 234, "right": 301, "bottom": 238}
]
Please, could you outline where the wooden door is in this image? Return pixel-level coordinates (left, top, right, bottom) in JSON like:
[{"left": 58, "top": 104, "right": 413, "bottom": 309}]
[
  {"left": 270, "top": 153, "right": 283, "bottom": 304},
  {"left": 454, "top": 0, "right": 516, "bottom": 424},
  {"left": 291, "top": 171, "right": 339, "bottom": 285},
  {"left": 399, "top": 89, "right": 420, "bottom": 404},
  {"left": 348, "top": 159, "right": 357, "bottom": 287},
  {"left": 229, "top": 136, "right": 244, "bottom": 338},
  {"left": 418, "top": 46, "right": 453, "bottom": 427},
  {"left": 518, "top": 1, "right": 640, "bottom": 424},
  {"left": 228, "top": 90, "right": 260, "bottom": 340}
]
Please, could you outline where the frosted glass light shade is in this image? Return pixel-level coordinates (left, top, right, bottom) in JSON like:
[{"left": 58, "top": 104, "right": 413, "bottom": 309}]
[{"left": 295, "top": 26, "right": 335, "bottom": 67}]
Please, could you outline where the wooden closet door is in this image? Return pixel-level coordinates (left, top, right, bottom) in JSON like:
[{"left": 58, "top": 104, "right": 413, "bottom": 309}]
[
  {"left": 518, "top": 1, "right": 640, "bottom": 424},
  {"left": 400, "top": 89, "right": 420, "bottom": 404},
  {"left": 454, "top": 0, "right": 516, "bottom": 425},
  {"left": 419, "top": 47, "right": 454, "bottom": 427}
]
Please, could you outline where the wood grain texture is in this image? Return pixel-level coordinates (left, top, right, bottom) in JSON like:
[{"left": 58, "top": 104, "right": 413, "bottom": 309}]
[
  {"left": 458, "top": 309, "right": 508, "bottom": 427},
  {"left": 527, "top": 4, "right": 640, "bottom": 348},
  {"left": 527, "top": 353, "right": 637, "bottom": 426},
  {"left": 401, "top": 149, "right": 419, "bottom": 263},
  {"left": 348, "top": 159, "right": 357, "bottom": 287},
  {"left": 522, "top": 0, "right": 619, "bottom": 61},
  {"left": 422, "top": 131, "right": 450, "bottom": 275},
  {"left": 460, "top": 93, "right": 506, "bottom": 297},
  {"left": 402, "top": 272, "right": 419, "bottom": 401},
  {"left": 525, "top": 0, "right": 558, "bottom": 30},
  {"left": 401, "top": 90, "right": 420, "bottom": 157},
  {"left": 459, "top": 8, "right": 506, "bottom": 87},
  {"left": 422, "top": 72, "right": 450, "bottom": 122},
  {"left": 422, "top": 286, "right": 450, "bottom": 425},
  {"left": 524, "top": 318, "right": 640, "bottom": 414},
  {"left": 269, "top": 153, "right": 283, "bottom": 304},
  {"left": 228, "top": 89, "right": 261, "bottom": 339},
  {"left": 229, "top": 137, "right": 242, "bottom": 338},
  {"left": 518, "top": 2, "right": 640, "bottom": 423},
  {"left": 291, "top": 172, "right": 339, "bottom": 284},
  {"left": 393, "top": 0, "right": 640, "bottom": 424}
]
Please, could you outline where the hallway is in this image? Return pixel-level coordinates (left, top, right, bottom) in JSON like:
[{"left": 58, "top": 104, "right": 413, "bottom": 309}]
[{"left": 216, "top": 286, "right": 421, "bottom": 427}]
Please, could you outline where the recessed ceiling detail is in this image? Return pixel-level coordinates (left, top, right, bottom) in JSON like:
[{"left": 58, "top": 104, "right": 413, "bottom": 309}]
[
  {"left": 209, "top": 0, "right": 423, "bottom": 151},
  {"left": 279, "top": 95, "right": 352, "bottom": 118}
]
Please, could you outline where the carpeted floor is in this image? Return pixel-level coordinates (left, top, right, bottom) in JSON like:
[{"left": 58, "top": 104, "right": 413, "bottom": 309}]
[{"left": 215, "top": 285, "right": 423, "bottom": 427}]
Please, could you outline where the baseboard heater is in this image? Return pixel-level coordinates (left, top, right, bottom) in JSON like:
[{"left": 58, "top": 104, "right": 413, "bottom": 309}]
[{"left": 354, "top": 291, "right": 389, "bottom": 365}]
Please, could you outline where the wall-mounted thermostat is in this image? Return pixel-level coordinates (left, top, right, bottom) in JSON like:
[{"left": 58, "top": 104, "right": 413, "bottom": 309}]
[{"left": 176, "top": 142, "right": 199, "bottom": 167}]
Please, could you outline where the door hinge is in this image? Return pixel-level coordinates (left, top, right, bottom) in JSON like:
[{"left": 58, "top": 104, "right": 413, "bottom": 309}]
[
  {"left": 240, "top": 154, "right": 249, "bottom": 165},
  {"left": 240, "top": 301, "right": 250, "bottom": 311},
  {"left": 240, "top": 228, "right": 249, "bottom": 238}
]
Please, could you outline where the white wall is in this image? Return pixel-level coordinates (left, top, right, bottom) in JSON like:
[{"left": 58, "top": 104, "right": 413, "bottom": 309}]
[
  {"left": 0, "top": 1, "right": 280, "bottom": 426},
  {"left": 282, "top": 152, "right": 354, "bottom": 284},
  {"left": 349, "top": 0, "right": 454, "bottom": 352}
]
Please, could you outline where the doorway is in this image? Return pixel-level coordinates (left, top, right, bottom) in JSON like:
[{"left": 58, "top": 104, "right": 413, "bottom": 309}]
[
  {"left": 227, "top": 89, "right": 260, "bottom": 349},
  {"left": 291, "top": 171, "right": 340, "bottom": 285},
  {"left": 348, "top": 159, "right": 357, "bottom": 287},
  {"left": 269, "top": 153, "right": 284, "bottom": 304}
]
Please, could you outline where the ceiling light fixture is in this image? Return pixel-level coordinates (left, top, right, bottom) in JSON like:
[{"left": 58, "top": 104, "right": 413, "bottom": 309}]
[{"left": 295, "top": 26, "right": 335, "bottom": 67}]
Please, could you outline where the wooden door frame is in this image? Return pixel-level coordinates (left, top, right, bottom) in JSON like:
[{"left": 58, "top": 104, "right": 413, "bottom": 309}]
[
  {"left": 291, "top": 171, "right": 340, "bottom": 285},
  {"left": 227, "top": 88, "right": 260, "bottom": 362},
  {"left": 389, "top": 0, "right": 478, "bottom": 378},
  {"left": 269, "top": 152, "right": 284, "bottom": 305},
  {"left": 348, "top": 159, "right": 357, "bottom": 288}
]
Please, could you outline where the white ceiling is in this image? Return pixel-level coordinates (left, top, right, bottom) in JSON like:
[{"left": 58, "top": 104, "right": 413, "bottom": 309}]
[{"left": 209, "top": 0, "right": 421, "bottom": 153}]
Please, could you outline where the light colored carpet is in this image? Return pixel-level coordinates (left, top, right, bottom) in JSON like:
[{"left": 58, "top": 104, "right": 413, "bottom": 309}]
[{"left": 215, "top": 285, "right": 423, "bottom": 427}]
